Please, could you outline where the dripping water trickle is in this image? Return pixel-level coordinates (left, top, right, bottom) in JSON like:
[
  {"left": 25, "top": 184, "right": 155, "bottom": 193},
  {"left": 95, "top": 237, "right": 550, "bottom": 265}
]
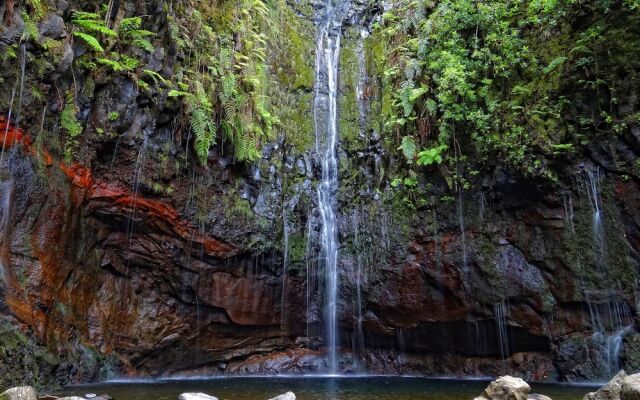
[
  {"left": 494, "top": 301, "right": 510, "bottom": 374},
  {"left": 305, "top": 217, "right": 315, "bottom": 346},
  {"left": 127, "top": 129, "right": 150, "bottom": 244},
  {"left": 351, "top": 211, "right": 365, "bottom": 361},
  {"left": 458, "top": 188, "right": 469, "bottom": 291},
  {"left": 584, "top": 167, "right": 605, "bottom": 266},
  {"left": 280, "top": 206, "right": 290, "bottom": 334}
]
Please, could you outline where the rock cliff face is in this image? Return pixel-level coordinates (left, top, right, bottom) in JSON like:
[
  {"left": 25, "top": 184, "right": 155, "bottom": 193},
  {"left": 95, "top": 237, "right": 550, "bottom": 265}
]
[{"left": 0, "top": 0, "right": 639, "bottom": 390}]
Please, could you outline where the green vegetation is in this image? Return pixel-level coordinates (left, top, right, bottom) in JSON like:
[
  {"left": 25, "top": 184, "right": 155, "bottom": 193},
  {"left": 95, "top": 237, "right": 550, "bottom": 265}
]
[
  {"left": 60, "top": 92, "right": 83, "bottom": 161},
  {"left": 167, "top": 0, "right": 284, "bottom": 164},
  {"left": 373, "top": 0, "right": 640, "bottom": 188}
]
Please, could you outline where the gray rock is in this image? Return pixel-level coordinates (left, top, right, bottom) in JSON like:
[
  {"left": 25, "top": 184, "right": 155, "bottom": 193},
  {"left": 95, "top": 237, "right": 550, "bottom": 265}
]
[
  {"left": 584, "top": 371, "right": 627, "bottom": 400},
  {"left": 267, "top": 393, "right": 296, "bottom": 400},
  {"left": 622, "top": 373, "right": 640, "bottom": 400},
  {"left": 474, "top": 376, "right": 531, "bottom": 400},
  {"left": 57, "top": 397, "right": 86, "bottom": 400},
  {"left": 57, "top": 42, "right": 74, "bottom": 73},
  {"left": 178, "top": 394, "right": 218, "bottom": 400},
  {"left": 0, "top": 387, "right": 37, "bottom": 400},
  {"left": 38, "top": 13, "right": 66, "bottom": 40}
]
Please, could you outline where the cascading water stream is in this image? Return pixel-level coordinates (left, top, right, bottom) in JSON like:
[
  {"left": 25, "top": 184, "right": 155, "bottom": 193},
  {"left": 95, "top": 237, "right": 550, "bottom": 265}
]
[
  {"left": 578, "top": 167, "right": 633, "bottom": 378},
  {"left": 313, "top": 0, "right": 350, "bottom": 373},
  {"left": 0, "top": 44, "right": 26, "bottom": 287}
]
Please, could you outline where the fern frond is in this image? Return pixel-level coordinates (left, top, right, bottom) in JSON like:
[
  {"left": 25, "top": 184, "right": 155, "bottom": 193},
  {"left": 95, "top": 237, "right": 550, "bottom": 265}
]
[
  {"left": 191, "top": 106, "right": 216, "bottom": 165},
  {"left": 73, "top": 32, "right": 104, "bottom": 52},
  {"left": 168, "top": 89, "right": 191, "bottom": 97},
  {"left": 119, "top": 17, "right": 142, "bottom": 32},
  {"left": 133, "top": 38, "right": 154, "bottom": 52},
  {"left": 398, "top": 136, "right": 417, "bottom": 162},
  {"left": 143, "top": 69, "right": 167, "bottom": 85},
  {"left": 73, "top": 19, "right": 117, "bottom": 36},
  {"left": 72, "top": 11, "right": 101, "bottom": 20}
]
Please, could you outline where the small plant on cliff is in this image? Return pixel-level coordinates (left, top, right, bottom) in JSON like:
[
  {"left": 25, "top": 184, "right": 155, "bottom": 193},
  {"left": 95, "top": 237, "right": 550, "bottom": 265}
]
[
  {"left": 118, "top": 17, "right": 155, "bottom": 52},
  {"left": 167, "top": 1, "right": 280, "bottom": 165},
  {"left": 169, "top": 82, "right": 217, "bottom": 165},
  {"left": 60, "top": 92, "right": 83, "bottom": 160},
  {"left": 71, "top": 11, "right": 116, "bottom": 52}
]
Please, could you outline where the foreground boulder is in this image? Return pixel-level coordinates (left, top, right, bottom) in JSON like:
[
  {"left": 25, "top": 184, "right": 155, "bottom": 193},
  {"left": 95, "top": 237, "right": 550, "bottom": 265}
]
[
  {"left": 622, "top": 374, "right": 640, "bottom": 400},
  {"left": 474, "top": 376, "right": 551, "bottom": 400},
  {"left": 0, "top": 387, "right": 37, "bottom": 400},
  {"left": 178, "top": 394, "right": 218, "bottom": 400},
  {"left": 584, "top": 371, "right": 640, "bottom": 400},
  {"left": 267, "top": 393, "right": 296, "bottom": 400}
]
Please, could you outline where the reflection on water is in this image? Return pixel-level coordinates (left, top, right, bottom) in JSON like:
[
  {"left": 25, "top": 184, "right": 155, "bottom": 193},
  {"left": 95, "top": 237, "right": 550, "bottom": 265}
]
[{"left": 55, "top": 377, "right": 596, "bottom": 400}]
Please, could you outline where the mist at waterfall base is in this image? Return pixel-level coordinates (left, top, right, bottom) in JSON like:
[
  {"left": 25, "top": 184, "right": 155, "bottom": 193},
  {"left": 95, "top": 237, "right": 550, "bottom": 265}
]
[{"left": 55, "top": 377, "right": 595, "bottom": 400}]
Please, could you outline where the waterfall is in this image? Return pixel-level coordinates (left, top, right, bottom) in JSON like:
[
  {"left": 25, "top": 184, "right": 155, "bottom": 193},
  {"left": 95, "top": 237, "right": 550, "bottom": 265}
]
[
  {"left": 494, "top": 301, "right": 510, "bottom": 373},
  {"left": 588, "top": 301, "right": 634, "bottom": 377},
  {"left": 313, "top": 0, "right": 350, "bottom": 373}
]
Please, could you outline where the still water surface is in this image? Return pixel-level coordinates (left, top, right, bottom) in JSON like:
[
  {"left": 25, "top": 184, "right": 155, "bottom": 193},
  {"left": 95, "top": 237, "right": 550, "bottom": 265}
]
[{"left": 56, "top": 377, "right": 597, "bottom": 400}]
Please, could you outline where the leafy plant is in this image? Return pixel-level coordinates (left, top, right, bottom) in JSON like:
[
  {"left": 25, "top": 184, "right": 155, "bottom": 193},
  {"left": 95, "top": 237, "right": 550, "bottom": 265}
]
[
  {"left": 60, "top": 91, "right": 83, "bottom": 161},
  {"left": 417, "top": 145, "right": 447, "bottom": 166},
  {"left": 398, "top": 136, "right": 417, "bottom": 162},
  {"left": 71, "top": 11, "right": 116, "bottom": 52}
]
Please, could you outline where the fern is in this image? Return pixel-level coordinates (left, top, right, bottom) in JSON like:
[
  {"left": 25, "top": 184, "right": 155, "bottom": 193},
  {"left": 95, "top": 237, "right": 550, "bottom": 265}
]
[
  {"left": 73, "top": 32, "right": 104, "bottom": 52},
  {"left": 72, "top": 11, "right": 101, "bottom": 20},
  {"left": 543, "top": 56, "right": 567, "bottom": 74},
  {"left": 186, "top": 83, "right": 217, "bottom": 165},
  {"left": 143, "top": 69, "right": 167, "bottom": 85},
  {"left": 398, "top": 136, "right": 417, "bottom": 162},
  {"left": 119, "top": 17, "right": 142, "bottom": 32},
  {"left": 191, "top": 107, "right": 216, "bottom": 165},
  {"left": 26, "top": 0, "right": 46, "bottom": 21},
  {"left": 97, "top": 55, "right": 138, "bottom": 72},
  {"left": 132, "top": 38, "right": 154, "bottom": 52},
  {"left": 400, "top": 81, "right": 414, "bottom": 117},
  {"left": 73, "top": 19, "right": 117, "bottom": 36},
  {"left": 21, "top": 12, "right": 40, "bottom": 42},
  {"left": 417, "top": 145, "right": 447, "bottom": 166},
  {"left": 168, "top": 89, "right": 190, "bottom": 97}
]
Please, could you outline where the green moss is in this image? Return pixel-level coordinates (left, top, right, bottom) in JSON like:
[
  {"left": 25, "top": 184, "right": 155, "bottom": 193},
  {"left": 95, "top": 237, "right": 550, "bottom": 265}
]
[
  {"left": 473, "top": 233, "right": 503, "bottom": 298},
  {"left": 288, "top": 232, "right": 307, "bottom": 263},
  {"left": 338, "top": 32, "right": 363, "bottom": 151}
]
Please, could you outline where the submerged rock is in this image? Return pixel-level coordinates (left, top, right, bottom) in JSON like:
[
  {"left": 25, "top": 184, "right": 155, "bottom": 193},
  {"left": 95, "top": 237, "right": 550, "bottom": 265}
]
[
  {"left": 0, "top": 387, "right": 37, "bottom": 400},
  {"left": 267, "top": 393, "right": 296, "bottom": 400},
  {"left": 528, "top": 395, "right": 552, "bottom": 400},
  {"left": 178, "top": 394, "right": 218, "bottom": 400},
  {"left": 474, "top": 376, "right": 551, "bottom": 400}
]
